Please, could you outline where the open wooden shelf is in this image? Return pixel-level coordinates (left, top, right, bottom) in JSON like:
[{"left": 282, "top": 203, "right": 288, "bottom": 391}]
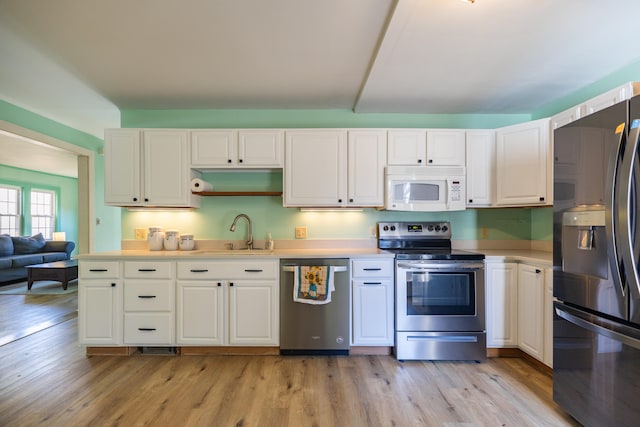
[{"left": 193, "top": 191, "right": 283, "bottom": 196}]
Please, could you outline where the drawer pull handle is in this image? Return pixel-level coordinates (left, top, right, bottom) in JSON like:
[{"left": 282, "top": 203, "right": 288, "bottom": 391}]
[
  {"left": 89, "top": 269, "right": 108, "bottom": 272},
  {"left": 138, "top": 269, "right": 157, "bottom": 272},
  {"left": 364, "top": 282, "right": 382, "bottom": 285},
  {"left": 190, "top": 269, "right": 209, "bottom": 273},
  {"left": 138, "top": 328, "right": 156, "bottom": 332},
  {"left": 244, "top": 269, "right": 263, "bottom": 273},
  {"left": 138, "top": 295, "right": 157, "bottom": 299},
  {"left": 363, "top": 268, "right": 382, "bottom": 271}
]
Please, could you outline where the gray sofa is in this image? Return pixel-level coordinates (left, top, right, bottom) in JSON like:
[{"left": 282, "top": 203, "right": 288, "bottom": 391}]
[{"left": 0, "top": 234, "right": 75, "bottom": 285}]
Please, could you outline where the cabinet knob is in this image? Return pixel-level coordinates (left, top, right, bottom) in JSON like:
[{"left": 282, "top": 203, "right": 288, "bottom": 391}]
[
  {"left": 428, "top": 159, "right": 433, "bottom": 164},
  {"left": 417, "top": 159, "right": 422, "bottom": 164},
  {"left": 133, "top": 197, "right": 138, "bottom": 202},
  {"left": 144, "top": 198, "right": 149, "bottom": 202},
  {"left": 239, "top": 159, "right": 243, "bottom": 163},
  {"left": 228, "top": 159, "right": 232, "bottom": 163},
  {"left": 539, "top": 197, "right": 545, "bottom": 202},
  {"left": 217, "top": 282, "right": 222, "bottom": 287},
  {"left": 349, "top": 198, "right": 354, "bottom": 203},
  {"left": 338, "top": 199, "right": 342, "bottom": 203},
  {"left": 468, "top": 199, "right": 473, "bottom": 203},
  {"left": 111, "top": 283, "right": 116, "bottom": 287},
  {"left": 230, "top": 282, "right": 234, "bottom": 287},
  {"left": 535, "top": 269, "right": 541, "bottom": 274}
]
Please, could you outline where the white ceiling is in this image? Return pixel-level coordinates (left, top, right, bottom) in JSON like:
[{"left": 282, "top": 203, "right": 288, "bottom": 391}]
[{"left": 1, "top": 0, "right": 640, "bottom": 176}]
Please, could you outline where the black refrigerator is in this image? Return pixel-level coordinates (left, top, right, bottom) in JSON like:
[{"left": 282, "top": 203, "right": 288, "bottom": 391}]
[{"left": 553, "top": 96, "right": 640, "bottom": 426}]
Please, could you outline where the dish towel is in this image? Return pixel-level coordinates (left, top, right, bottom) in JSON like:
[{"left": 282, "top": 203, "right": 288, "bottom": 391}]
[{"left": 293, "top": 266, "right": 335, "bottom": 305}]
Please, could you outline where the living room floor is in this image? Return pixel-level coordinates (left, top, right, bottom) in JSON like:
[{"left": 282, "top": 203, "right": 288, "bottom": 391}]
[{"left": 0, "top": 292, "right": 580, "bottom": 427}]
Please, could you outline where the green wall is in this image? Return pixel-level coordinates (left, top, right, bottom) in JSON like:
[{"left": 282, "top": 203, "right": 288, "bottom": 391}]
[
  {"left": 0, "top": 100, "right": 121, "bottom": 252},
  {"left": 0, "top": 164, "right": 79, "bottom": 254}
]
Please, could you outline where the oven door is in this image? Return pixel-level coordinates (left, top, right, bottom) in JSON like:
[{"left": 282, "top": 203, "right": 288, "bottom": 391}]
[{"left": 396, "top": 261, "right": 485, "bottom": 332}]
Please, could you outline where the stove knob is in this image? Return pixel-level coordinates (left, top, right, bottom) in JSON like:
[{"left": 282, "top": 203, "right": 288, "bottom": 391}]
[
  {"left": 427, "top": 225, "right": 434, "bottom": 232},
  {"left": 383, "top": 225, "right": 389, "bottom": 231},
  {"left": 390, "top": 225, "right": 396, "bottom": 231},
  {"left": 442, "top": 225, "right": 449, "bottom": 232},
  {"left": 435, "top": 225, "right": 441, "bottom": 231}
]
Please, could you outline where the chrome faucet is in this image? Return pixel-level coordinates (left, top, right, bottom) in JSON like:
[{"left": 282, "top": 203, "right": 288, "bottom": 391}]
[{"left": 229, "top": 213, "right": 253, "bottom": 249}]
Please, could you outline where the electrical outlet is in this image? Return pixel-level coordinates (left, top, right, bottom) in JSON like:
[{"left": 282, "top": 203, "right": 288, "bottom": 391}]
[
  {"left": 295, "top": 226, "right": 307, "bottom": 239},
  {"left": 480, "top": 227, "right": 489, "bottom": 239},
  {"left": 135, "top": 228, "right": 147, "bottom": 240},
  {"left": 369, "top": 226, "right": 377, "bottom": 238}
]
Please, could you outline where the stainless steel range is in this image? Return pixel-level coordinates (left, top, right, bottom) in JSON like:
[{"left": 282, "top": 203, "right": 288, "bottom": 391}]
[{"left": 377, "top": 221, "right": 486, "bottom": 361}]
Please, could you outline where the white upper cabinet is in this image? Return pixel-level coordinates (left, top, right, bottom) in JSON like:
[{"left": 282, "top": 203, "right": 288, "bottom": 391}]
[
  {"left": 191, "top": 129, "right": 283, "bottom": 168},
  {"left": 551, "top": 105, "right": 585, "bottom": 130},
  {"left": 387, "top": 129, "right": 465, "bottom": 166},
  {"left": 347, "top": 130, "right": 386, "bottom": 207},
  {"left": 284, "top": 130, "right": 348, "bottom": 207},
  {"left": 584, "top": 82, "right": 640, "bottom": 115},
  {"left": 495, "top": 118, "right": 550, "bottom": 206},
  {"left": 465, "top": 130, "right": 495, "bottom": 207},
  {"left": 105, "top": 129, "right": 199, "bottom": 207},
  {"left": 426, "top": 130, "right": 466, "bottom": 166}
]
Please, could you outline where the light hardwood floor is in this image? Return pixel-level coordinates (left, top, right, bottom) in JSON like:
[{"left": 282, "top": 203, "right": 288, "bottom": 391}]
[{"left": 0, "top": 293, "right": 580, "bottom": 427}]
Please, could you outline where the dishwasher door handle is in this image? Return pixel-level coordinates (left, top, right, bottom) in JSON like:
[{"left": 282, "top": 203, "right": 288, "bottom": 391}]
[{"left": 282, "top": 266, "right": 347, "bottom": 273}]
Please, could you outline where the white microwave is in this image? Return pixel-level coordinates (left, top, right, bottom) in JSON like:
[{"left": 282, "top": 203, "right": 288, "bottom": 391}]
[{"left": 385, "top": 166, "right": 466, "bottom": 211}]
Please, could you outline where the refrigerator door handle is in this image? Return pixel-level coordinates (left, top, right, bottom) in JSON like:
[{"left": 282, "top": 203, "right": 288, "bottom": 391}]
[
  {"left": 605, "top": 122, "right": 627, "bottom": 298},
  {"left": 618, "top": 121, "right": 640, "bottom": 300},
  {"left": 556, "top": 304, "right": 640, "bottom": 350}
]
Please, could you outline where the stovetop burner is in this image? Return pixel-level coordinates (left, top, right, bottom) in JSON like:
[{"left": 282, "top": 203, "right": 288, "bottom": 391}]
[{"left": 377, "top": 221, "right": 484, "bottom": 261}]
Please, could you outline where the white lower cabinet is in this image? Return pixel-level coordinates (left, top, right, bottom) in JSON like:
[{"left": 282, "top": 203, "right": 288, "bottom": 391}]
[
  {"left": 176, "top": 260, "right": 278, "bottom": 346},
  {"left": 517, "top": 263, "right": 545, "bottom": 361},
  {"left": 123, "top": 261, "right": 175, "bottom": 345},
  {"left": 485, "top": 262, "right": 518, "bottom": 348},
  {"left": 78, "top": 261, "right": 122, "bottom": 345},
  {"left": 351, "top": 258, "right": 394, "bottom": 346},
  {"left": 485, "top": 260, "right": 551, "bottom": 367}
]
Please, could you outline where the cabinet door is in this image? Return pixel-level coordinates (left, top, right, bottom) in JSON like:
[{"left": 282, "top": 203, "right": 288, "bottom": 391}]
[
  {"left": 517, "top": 264, "right": 544, "bottom": 360},
  {"left": 176, "top": 281, "right": 225, "bottom": 345},
  {"left": 284, "top": 130, "right": 347, "bottom": 206},
  {"left": 543, "top": 267, "right": 554, "bottom": 368},
  {"left": 551, "top": 105, "right": 585, "bottom": 130},
  {"left": 426, "top": 130, "right": 465, "bottom": 166},
  {"left": 387, "top": 130, "right": 426, "bottom": 165},
  {"left": 191, "top": 130, "right": 238, "bottom": 167},
  {"left": 78, "top": 280, "right": 122, "bottom": 345},
  {"left": 465, "top": 130, "right": 495, "bottom": 206},
  {"left": 584, "top": 82, "right": 638, "bottom": 115},
  {"left": 104, "top": 129, "right": 142, "bottom": 206},
  {"left": 495, "top": 119, "right": 550, "bottom": 206},
  {"left": 143, "top": 130, "right": 191, "bottom": 206},
  {"left": 238, "top": 130, "right": 284, "bottom": 167},
  {"left": 228, "top": 280, "right": 278, "bottom": 345},
  {"left": 485, "top": 262, "right": 518, "bottom": 348},
  {"left": 352, "top": 279, "right": 394, "bottom": 345},
  {"left": 347, "top": 130, "right": 386, "bottom": 206}
]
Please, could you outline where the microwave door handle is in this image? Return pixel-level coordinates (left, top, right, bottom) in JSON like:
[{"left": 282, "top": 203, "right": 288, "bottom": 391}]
[
  {"left": 605, "top": 122, "right": 627, "bottom": 299},
  {"left": 618, "top": 121, "right": 640, "bottom": 300}
]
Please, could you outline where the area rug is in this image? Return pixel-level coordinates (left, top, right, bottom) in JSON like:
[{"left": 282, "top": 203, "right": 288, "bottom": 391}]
[{"left": 0, "top": 280, "right": 78, "bottom": 295}]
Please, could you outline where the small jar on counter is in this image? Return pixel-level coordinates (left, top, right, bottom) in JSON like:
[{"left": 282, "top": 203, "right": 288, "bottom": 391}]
[
  {"left": 148, "top": 227, "right": 165, "bottom": 251},
  {"left": 179, "top": 234, "right": 195, "bottom": 251},
  {"left": 164, "top": 230, "right": 180, "bottom": 251}
]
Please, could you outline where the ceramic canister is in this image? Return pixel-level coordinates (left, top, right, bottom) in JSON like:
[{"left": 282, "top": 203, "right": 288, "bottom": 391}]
[
  {"left": 164, "top": 230, "right": 179, "bottom": 251},
  {"left": 148, "top": 227, "right": 165, "bottom": 251},
  {"left": 179, "top": 234, "right": 195, "bottom": 251}
]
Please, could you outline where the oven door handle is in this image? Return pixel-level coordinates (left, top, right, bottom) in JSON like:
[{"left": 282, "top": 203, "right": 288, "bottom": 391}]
[{"left": 397, "top": 262, "right": 485, "bottom": 271}]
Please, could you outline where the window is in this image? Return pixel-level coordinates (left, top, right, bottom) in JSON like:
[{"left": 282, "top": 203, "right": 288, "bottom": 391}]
[
  {"left": 31, "top": 189, "right": 55, "bottom": 239},
  {"left": 0, "top": 185, "right": 21, "bottom": 236}
]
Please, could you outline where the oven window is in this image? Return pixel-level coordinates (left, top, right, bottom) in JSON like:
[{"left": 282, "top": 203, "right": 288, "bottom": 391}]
[{"left": 406, "top": 271, "right": 475, "bottom": 316}]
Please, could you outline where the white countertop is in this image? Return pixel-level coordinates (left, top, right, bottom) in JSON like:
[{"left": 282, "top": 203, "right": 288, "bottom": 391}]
[{"left": 479, "top": 249, "right": 552, "bottom": 266}]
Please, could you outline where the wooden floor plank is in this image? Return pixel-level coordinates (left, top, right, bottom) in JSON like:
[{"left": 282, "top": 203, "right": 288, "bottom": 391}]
[{"left": 0, "top": 294, "right": 580, "bottom": 427}]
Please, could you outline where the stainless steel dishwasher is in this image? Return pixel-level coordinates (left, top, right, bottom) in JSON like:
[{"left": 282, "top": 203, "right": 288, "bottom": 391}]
[{"left": 280, "top": 258, "right": 350, "bottom": 355}]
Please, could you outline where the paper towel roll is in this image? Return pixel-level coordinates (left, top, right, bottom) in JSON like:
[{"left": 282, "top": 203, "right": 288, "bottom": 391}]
[{"left": 191, "top": 178, "right": 213, "bottom": 192}]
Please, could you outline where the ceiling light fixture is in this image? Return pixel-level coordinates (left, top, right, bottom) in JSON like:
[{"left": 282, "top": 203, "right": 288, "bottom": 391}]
[{"left": 462, "top": 0, "right": 475, "bottom": 3}]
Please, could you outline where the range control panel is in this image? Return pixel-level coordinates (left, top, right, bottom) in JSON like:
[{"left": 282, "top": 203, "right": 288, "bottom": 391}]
[{"left": 377, "top": 221, "right": 452, "bottom": 239}]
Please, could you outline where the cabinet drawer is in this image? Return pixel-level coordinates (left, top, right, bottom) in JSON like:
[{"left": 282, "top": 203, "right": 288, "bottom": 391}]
[
  {"left": 79, "top": 261, "right": 120, "bottom": 278},
  {"left": 124, "top": 280, "right": 174, "bottom": 311},
  {"left": 351, "top": 259, "right": 394, "bottom": 278},
  {"left": 178, "top": 260, "right": 277, "bottom": 279},
  {"left": 124, "top": 261, "right": 174, "bottom": 278},
  {"left": 124, "top": 313, "right": 173, "bottom": 344}
]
